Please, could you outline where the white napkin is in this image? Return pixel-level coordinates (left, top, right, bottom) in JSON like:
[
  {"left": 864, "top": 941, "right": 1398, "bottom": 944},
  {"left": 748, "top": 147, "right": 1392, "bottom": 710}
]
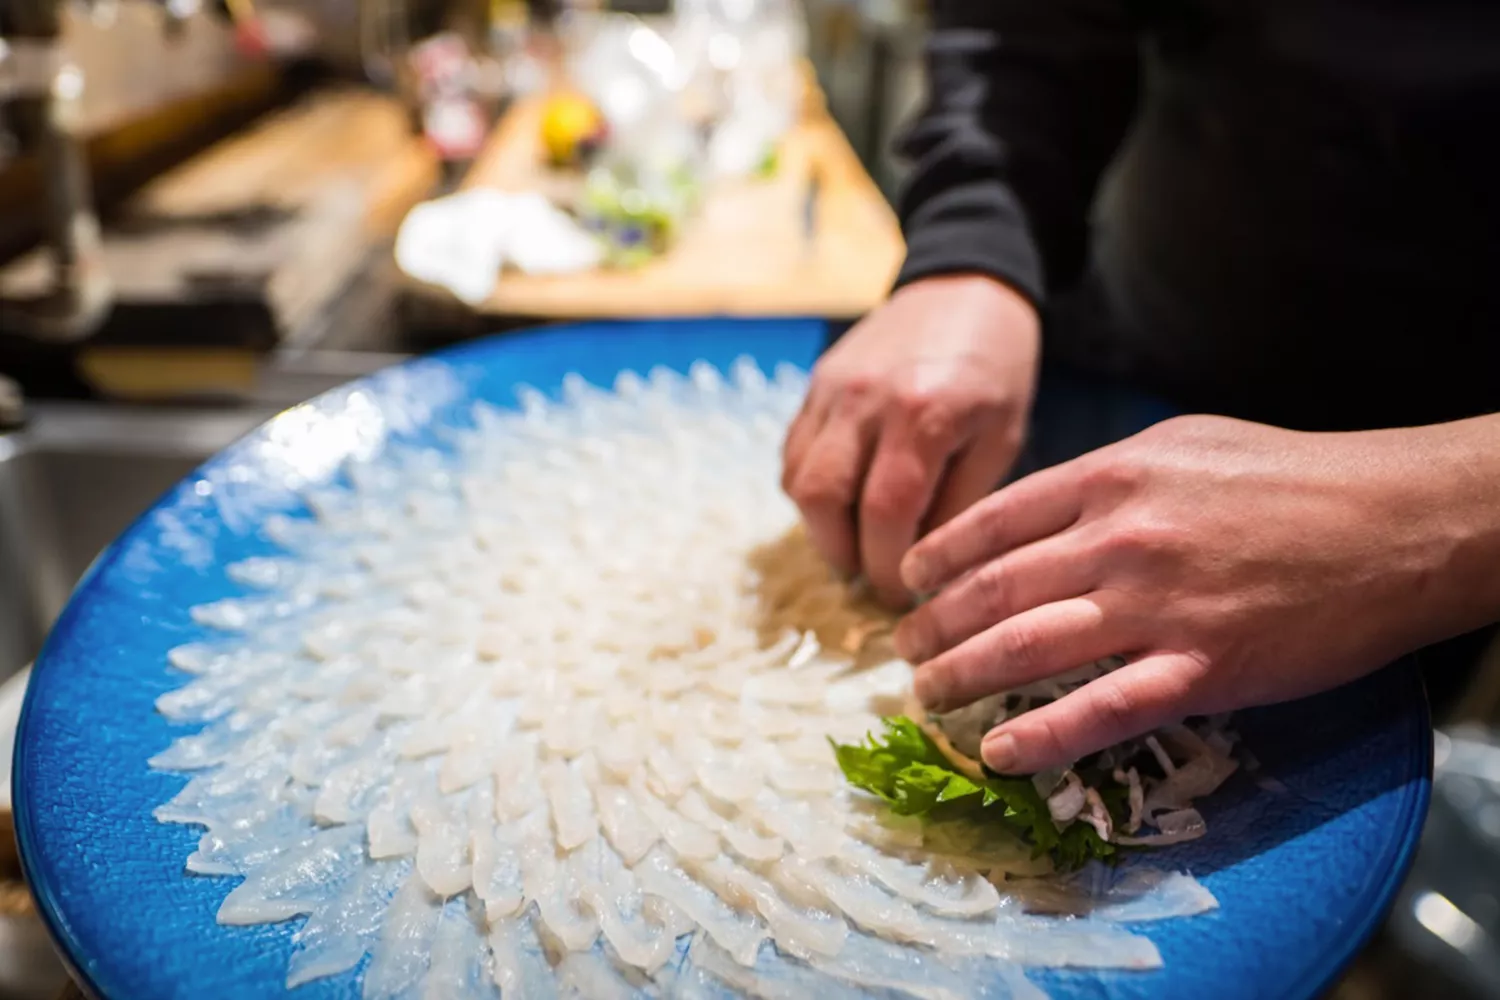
[{"left": 394, "top": 189, "right": 602, "bottom": 305}]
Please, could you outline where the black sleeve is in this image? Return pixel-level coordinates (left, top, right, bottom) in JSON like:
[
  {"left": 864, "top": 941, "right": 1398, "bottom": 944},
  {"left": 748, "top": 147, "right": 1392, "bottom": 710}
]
[{"left": 892, "top": 0, "right": 1141, "bottom": 305}]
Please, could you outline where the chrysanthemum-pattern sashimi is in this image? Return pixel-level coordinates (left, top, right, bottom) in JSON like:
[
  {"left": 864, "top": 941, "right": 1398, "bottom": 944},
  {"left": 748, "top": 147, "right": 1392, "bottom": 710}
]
[{"left": 150, "top": 361, "right": 1210, "bottom": 999}]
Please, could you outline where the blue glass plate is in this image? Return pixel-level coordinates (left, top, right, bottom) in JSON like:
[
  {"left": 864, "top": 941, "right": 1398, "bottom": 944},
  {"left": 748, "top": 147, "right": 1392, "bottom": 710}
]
[{"left": 13, "top": 318, "right": 1430, "bottom": 999}]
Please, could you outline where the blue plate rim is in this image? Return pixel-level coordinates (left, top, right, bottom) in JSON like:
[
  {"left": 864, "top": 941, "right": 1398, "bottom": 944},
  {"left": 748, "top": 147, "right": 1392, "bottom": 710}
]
[{"left": 1299, "top": 682, "right": 1431, "bottom": 999}]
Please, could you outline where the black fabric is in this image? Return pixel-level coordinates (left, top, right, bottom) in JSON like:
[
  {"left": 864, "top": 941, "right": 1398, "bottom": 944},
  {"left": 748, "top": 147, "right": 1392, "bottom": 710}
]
[
  {"left": 894, "top": 0, "right": 1500, "bottom": 433},
  {"left": 1418, "top": 625, "right": 1498, "bottom": 724}
]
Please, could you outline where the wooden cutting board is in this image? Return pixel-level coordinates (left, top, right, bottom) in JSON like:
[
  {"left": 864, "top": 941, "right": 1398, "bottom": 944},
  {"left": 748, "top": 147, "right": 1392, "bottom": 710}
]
[{"left": 401, "top": 68, "right": 904, "bottom": 321}]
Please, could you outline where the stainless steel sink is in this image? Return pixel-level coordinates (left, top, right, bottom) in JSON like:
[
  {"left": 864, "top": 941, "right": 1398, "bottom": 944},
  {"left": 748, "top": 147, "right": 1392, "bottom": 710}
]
[
  {"left": 0, "top": 403, "right": 280, "bottom": 678},
  {"left": 0, "top": 350, "right": 409, "bottom": 680}
]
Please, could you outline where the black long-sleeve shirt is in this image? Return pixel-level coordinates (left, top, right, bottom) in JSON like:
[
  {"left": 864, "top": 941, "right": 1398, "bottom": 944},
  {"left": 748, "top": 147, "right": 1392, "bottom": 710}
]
[{"left": 895, "top": 0, "right": 1500, "bottom": 432}]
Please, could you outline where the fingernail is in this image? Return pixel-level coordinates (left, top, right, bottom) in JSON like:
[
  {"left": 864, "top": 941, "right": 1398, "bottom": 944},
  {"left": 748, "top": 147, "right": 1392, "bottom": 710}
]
[{"left": 981, "top": 731, "right": 1019, "bottom": 773}]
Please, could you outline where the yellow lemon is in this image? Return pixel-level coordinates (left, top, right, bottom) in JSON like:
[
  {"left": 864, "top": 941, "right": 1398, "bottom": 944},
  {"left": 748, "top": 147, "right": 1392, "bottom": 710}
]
[{"left": 541, "top": 93, "right": 603, "bottom": 167}]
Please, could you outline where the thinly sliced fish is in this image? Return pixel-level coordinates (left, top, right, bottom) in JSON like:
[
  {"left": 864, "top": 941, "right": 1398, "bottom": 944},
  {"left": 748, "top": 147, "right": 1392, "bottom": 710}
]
[{"left": 148, "top": 362, "right": 1224, "bottom": 1000}]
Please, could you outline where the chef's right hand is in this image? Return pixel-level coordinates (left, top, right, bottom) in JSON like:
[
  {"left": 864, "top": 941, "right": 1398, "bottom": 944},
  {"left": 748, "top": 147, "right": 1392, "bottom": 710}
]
[{"left": 781, "top": 274, "right": 1041, "bottom": 608}]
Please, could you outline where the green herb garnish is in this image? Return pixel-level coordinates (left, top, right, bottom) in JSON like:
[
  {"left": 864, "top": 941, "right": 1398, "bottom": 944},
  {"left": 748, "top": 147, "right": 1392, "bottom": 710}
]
[{"left": 831, "top": 716, "right": 1117, "bottom": 870}]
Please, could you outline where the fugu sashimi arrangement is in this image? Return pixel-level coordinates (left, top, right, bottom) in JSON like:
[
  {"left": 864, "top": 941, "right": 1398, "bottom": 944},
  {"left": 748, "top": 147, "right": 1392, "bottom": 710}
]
[{"left": 150, "top": 359, "right": 1234, "bottom": 999}]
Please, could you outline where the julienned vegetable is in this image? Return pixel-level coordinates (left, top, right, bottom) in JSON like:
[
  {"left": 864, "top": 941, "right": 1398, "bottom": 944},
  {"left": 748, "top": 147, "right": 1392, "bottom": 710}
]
[{"left": 831, "top": 716, "right": 1118, "bottom": 871}]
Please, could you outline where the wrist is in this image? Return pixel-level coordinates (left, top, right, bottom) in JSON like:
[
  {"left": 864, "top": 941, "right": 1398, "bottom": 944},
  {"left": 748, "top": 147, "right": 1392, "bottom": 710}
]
[
  {"left": 893, "top": 274, "right": 1041, "bottom": 343},
  {"left": 1386, "top": 418, "right": 1500, "bottom": 640},
  {"left": 895, "top": 272, "right": 1036, "bottom": 310}
]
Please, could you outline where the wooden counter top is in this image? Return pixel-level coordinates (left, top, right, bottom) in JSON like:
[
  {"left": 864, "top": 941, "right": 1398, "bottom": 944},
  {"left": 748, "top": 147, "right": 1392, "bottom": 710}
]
[{"left": 405, "top": 74, "right": 905, "bottom": 321}]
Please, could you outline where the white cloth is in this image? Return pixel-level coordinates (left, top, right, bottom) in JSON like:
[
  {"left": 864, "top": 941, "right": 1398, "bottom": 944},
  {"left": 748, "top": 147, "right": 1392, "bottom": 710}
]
[{"left": 394, "top": 190, "right": 602, "bottom": 305}]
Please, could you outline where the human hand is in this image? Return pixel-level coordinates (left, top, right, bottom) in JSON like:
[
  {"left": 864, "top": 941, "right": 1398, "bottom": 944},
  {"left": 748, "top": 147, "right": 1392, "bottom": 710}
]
[
  {"left": 894, "top": 414, "right": 1500, "bottom": 774},
  {"left": 781, "top": 275, "right": 1041, "bottom": 608}
]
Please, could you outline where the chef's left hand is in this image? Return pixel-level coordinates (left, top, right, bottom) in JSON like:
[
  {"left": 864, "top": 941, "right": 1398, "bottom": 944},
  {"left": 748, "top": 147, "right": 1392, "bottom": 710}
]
[{"left": 893, "top": 413, "right": 1500, "bottom": 774}]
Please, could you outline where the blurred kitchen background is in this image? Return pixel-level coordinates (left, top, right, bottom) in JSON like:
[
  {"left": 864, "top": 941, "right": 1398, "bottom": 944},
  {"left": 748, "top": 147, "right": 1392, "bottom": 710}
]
[{"left": 0, "top": 1, "right": 1496, "bottom": 997}]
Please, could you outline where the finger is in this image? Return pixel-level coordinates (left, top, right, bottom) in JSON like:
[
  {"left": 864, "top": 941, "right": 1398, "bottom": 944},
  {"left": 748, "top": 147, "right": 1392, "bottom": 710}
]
[
  {"left": 912, "top": 593, "right": 1132, "bottom": 712},
  {"left": 922, "top": 421, "right": 1023, "bottom": 534},
  {"left": 786, "top": 410, "right": 877, "bottom": 577},
  {"left": 979, "top": 652, "right": 1207, "bottom": 774},
  {"left": 894, "top": 534, "right": 1096, "bottom": 664},
  {"left": 780, "top": 392, "right": 829, "bottom": 495},
  {"left": 902, "top": 460, "right": 1083, "bottom": 595},
  {"left": 858, "top": 410, "right": 965, "bottom": 608}
]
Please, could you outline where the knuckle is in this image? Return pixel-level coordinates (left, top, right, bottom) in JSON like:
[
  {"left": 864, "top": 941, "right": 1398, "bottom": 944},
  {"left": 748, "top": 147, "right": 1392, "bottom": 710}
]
[
  {"left": 948, "top": 653, "right": 994, "bottom": 703},
  {"left": 973, "top": 498, "right": 1014, "bottom": 548},
  {"left": 1026, "top": 713, "right": 1074, "bottom": 766},
  {"left": 811, "top": 359, "right": 879, "bottom": 402},
  {"left": 1087, "top": 677, "right": 1139, "bottom": 736},
  {"left": 1081, "top": 454, "right": 1147, "bottom": 496},
  {"left": 1151, "top": 657, "right": 1204, "bottom": 707},
  {"left": 1103, "top": 519, "right": 1153, "bottom": 554},
  {"left": 862, "top": 473, "right": 926, "bottom": 524},
  {"left": 1103, "top": 513, "right": 1181, "bottom": 560},
  {"left": 791, "top": 467, "right": 856, "bottom": 510},
  {"left": 966, "top": 562, "right": 1013, "bottom": 616},
  {"left": 939, "top": 644, "right": 994, "bottom": 702},
  {"left": 839, "top": 371, "right": 880, "bottom": 402},
  {"left": 891, "top": 387, "right": 934, "bottom": 420},
  {"left": 1091, "top": 587, "right": 1146, "bottom": 633},
  {"left": 891, "top": 383, "right": 942, "bottom": 414},
  {"left": 997, "top": 619, "right": 1047, "bottom": 675},
  {"left": 909, "top": 402, "right": 962, "bottom": 453}
]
